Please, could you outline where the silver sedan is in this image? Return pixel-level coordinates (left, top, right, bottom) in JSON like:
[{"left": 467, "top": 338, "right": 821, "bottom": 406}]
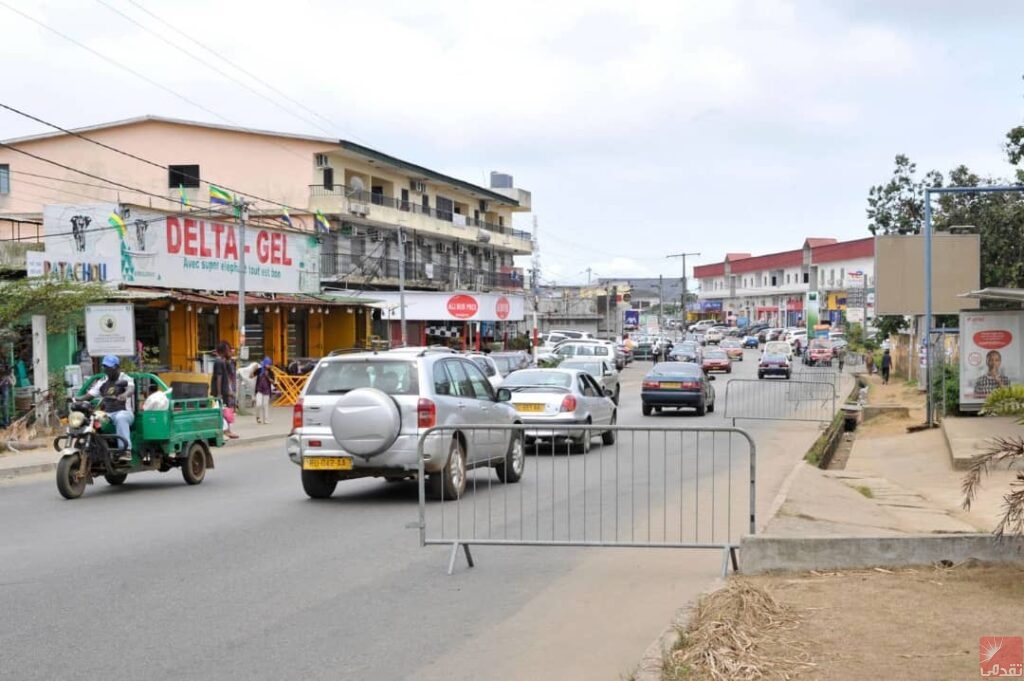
[{"left": 500, "top": 368, "right": 617, "bottom": 453}]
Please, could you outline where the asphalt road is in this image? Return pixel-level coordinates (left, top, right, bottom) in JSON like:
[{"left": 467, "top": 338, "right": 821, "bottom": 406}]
[{"left": 0, "top": 346, "right": 829, "bottom": 681}]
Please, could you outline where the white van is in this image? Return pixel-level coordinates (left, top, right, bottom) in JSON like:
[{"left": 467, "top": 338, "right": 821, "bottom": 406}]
[{"left": 763, "top": 340, "right": 794, "bottom": 360}]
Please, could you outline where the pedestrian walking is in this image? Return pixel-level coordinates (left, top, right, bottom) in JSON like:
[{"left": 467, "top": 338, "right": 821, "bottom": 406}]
[
  {"left": 865, "top": 351, "right": 875, "bottom": 376},
  {"left": 210, "top": 340, "right": 240, "bottom": 439},
  {"left": 880, "top": 348, "right": 892, "bottom": 385},
  {"left": 254, "top": 357, "right": 275, "bottom": 424}
]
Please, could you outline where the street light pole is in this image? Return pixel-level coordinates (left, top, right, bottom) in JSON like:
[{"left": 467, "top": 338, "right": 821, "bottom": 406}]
[
  {"left": 235, "top": 198, "right": 250, "bottom": 354},
  {"left": 397, "top": 226, "right": 407, "bottom": 347},
  {"left": 667, "top": 251, "right": 700, "bottom": 321}
]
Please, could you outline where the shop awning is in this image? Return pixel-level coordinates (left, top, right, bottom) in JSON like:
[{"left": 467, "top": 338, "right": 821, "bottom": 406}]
[
  {"left": 116, "top": 287, "right": 382, "bottom": 308},
  {"left": 959, "top": 287, "right": 1024, "bottom": 303}
]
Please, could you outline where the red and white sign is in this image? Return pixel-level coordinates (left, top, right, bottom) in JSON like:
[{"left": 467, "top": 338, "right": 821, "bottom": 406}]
[
  {"left": 979, "top": 636, "right": 1023, "bottom": 678},
  {"left": 960, "top": 311, "right": 1023, "bottom": 409},
  {"left": 42, "top": 203, "right": 319, "bottom": 294},
  {"left": 447, "top": 294, "right": 479, "bottom": 319},
  {"left": 495, "top": 296, "right": 510, "bottom": 320}
]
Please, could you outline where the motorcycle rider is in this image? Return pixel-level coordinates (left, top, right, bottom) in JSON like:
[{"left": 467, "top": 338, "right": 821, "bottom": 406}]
[{"left": 87, "top": 355, "right": 135, "bottom": 460}]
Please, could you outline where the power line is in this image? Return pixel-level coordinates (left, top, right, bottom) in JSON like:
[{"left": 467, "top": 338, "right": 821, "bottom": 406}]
[
  {"left": 125, "top": 0, "right": 344, "bottom": 138},
  {"left": 92, "top": 0, "right": 339, "bottom": 140}
]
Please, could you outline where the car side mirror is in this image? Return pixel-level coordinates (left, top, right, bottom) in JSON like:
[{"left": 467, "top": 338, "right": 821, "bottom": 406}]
[
  {"left": 707, "top": 375, "right": 716, "bottom": 381},
  {"left": 604, "top": 388, "right": 614, "bottom": 397},
  {"left": 496, "top": 387, "right": 512, "bottom": 402}
]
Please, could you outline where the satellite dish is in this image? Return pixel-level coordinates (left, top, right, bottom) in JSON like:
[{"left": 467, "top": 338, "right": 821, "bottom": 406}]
[{"left": 347, "top": 176, "right": 365, "bottom": 196}]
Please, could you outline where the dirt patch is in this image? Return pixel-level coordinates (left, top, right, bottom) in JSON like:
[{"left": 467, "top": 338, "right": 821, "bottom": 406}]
[
  {"left": 664, "top": 563, "right": 1024, "bottom": 680},
  {"left": 853, "top": 373, "right": 927, "bottom": 437}
]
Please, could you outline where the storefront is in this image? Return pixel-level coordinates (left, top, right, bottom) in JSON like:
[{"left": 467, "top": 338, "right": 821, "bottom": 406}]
[
  {"left": 35, "top": 203, "right": 377, "bottom": 371},
  {"left": 329, "top": 290, "right": 527, "bottom": 350}
]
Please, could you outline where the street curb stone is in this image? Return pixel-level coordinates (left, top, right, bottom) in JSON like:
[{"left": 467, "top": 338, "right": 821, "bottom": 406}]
[{"left": 633, "top": 579, "right": 726, "bottom": 681}]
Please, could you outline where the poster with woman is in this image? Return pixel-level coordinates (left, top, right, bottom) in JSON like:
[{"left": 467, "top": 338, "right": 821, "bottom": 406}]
[{"left": 960, "top": 311, "right": 1023, "bottom": 410}]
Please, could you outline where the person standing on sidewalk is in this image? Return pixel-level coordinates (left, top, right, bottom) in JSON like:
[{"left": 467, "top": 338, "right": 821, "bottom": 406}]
[
  {"left": 880, "top": 348, "right": 892, "bottom": 385},
  {"left": 254, "top": 357, "right": 275, "bottom": 424},
  {"left": 210, "top": 341, "right": 240, "bottom": 439}
]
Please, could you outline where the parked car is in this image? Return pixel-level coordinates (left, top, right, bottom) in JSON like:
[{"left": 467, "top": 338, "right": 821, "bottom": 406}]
[
  {"left": 559, "top": 358, "right": 620, "bottom": 404},
  {"left": 701, "top": 348, "right": 732, "bottom": 373},
  {"left": 640, "top": 361, "right": 716, "bottom": 416},
  {"left": 500, "top": 368, "right": 617, "bottom": 453},
  {"left": 555, "top": 338, "right": 624, "bottom": 370},
  {"left": 742, "top": 335, "right": 760, "bottom": 349},
  {"left": 490, "top": 351, "right": 533, "bottom": 377},
  {"left": 720, "top": 338, "right": 744, "bottom": 361},
  {"left": 758, "top": 352, "right": 792, "bottom": 379},
  {"left": 466, "top": 353, "right": 504, "bottom": 389},
  {"left": 688, "top": 319, "right": 717, "bottom": 333},
  {"left": 286, "top": 348, "right": 525, "bottom": 500}
]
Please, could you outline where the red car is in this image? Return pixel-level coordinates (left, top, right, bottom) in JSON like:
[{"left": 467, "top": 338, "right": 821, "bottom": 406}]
[
  {"left": 701, "top": 349, "right": 732, "bottom": 374},
  {"left": 807, "top": 339, "right": 834, "bottom": 366}
]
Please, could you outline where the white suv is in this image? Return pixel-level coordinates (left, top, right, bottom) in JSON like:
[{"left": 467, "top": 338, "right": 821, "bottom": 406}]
[{"left": 287, "top": 348, "right": 524, "bottom": 500}]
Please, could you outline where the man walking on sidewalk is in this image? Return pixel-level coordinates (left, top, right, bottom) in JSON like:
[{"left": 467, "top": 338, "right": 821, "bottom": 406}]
[{"left": 880, "top": 349, "right": 892, "bottom": 385}]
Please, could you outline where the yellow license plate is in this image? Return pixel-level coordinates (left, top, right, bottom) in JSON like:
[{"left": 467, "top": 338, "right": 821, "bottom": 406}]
[
  {"left": 661, "top": 382, "right": 682, "bottom": 389},
  {"left": 516, "top": 403, "right": 545, "bottom": 413},
  {"left": 303, "top": 456, "right": 353, "bottom": 471}
]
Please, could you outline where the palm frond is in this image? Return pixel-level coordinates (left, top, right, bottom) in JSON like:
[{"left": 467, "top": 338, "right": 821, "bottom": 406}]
[{"left": 961, "top": 436, "right": 1024, "bottom": 511}]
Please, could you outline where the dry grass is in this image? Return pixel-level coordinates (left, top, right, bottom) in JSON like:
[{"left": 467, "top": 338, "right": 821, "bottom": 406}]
[
  {"left": 666, "top": 562, "right": 1024, "bottom": 681},
  {"left": 663, "top": 581, "right": 814, "bottom": 680}
]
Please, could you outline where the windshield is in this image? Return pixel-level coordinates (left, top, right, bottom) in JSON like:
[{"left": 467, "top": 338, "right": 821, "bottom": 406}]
[{"left": 561, "top": 361, "right": 603, "bottom": 376}]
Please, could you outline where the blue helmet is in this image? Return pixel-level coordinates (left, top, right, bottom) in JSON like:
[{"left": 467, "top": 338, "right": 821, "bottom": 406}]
[{"left": 101, "top": 355, "right": 120, "bottom": 368}]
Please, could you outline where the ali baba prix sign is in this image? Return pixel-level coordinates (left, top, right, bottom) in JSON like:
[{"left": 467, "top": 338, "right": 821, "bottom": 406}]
[{"left": 42, "top": 203, "right": 320, "bottom": 294}]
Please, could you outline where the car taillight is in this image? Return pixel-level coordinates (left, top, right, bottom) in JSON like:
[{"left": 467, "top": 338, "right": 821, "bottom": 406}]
[
  {"left": 682, "top": 381, "right": 700, "bottom": 389},
  {"left": 292, "top": 399, "right": 303, "bottom": 429},
  {"left": 559, "top": 395, "right": 577, "bottom": 412},
  {"left": 642, "top": 380, "right": 659, "bottom": 389},
  {"left": 418, "top": 398, "right": 436, "bottom": 428}
]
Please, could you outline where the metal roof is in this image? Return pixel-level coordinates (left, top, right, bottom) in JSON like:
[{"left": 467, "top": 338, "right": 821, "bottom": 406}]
[{"left": 958, "top": 287, "right": 1024, "bottom": 302}]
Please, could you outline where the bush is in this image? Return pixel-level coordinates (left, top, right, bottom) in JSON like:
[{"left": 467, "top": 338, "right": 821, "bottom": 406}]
[
  {"left": 981, "top": 384, "right": 1024, "bottom": 416},
  {"left": 933, "top": 362, "right": 960, "bottom": 415}
]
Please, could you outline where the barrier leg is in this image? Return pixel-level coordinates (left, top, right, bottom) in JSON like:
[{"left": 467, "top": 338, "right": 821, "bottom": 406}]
[{"left": 446, "top": 542, "right": 475, "bottom": 575}]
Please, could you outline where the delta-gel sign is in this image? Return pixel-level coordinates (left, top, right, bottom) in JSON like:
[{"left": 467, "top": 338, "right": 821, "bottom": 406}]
[{"left": 42, "top": 204, "right": 320, "bottom": 294}]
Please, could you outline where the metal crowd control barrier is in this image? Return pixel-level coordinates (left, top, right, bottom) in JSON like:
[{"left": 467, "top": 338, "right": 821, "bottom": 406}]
[
  {"left": 416, "top": 425, "right": 755, "bottom": 576},
  {"left": 723, "top": 378, "right": 837, "bottom": 424}
]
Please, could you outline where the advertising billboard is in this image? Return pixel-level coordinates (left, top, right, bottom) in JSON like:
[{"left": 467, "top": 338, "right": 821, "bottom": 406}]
[
  {"left": 43, "top": 203, "right": 321, "bottom": 294},
  {"left": 959, "top": 310, "right": 1023, "bottom": 410},
  {"left": 804, "top": 291, "right": 820, "bottom": 336}
]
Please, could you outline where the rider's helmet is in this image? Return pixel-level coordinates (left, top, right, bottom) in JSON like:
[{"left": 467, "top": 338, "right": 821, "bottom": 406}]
[{"left": 101, "top": 355, "right": 120, "bottom": 368}]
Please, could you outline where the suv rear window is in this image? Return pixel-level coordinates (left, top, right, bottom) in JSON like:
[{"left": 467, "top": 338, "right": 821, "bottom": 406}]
[{"left": 305, "top": 359, "right": 419, "bottom": 395}]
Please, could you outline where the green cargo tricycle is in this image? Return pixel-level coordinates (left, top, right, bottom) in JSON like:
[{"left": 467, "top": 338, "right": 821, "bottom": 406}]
[{"left": 55, "top": 372, "right": 225, "bottom": 499}]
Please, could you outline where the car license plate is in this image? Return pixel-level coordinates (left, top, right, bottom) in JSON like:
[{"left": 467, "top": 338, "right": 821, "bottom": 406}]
[
  {"left": 661, "top": 382, "right": 682, "bottom": 389},
  {"left": 303, "top": 456, "right": 353, "bottom": 471},
  {"left": 516, "top": 403, "right": 545, "bottom": 413}
]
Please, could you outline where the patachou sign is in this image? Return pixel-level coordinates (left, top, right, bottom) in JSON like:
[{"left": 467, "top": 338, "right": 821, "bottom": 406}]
[{"left": 42, "top": 203, "right": 320, "bottom": 294}]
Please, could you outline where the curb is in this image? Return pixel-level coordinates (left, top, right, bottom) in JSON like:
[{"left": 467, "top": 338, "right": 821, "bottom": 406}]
[
  {"left": 0, "top": 431, "right": 286, "bottom": 480},
  {"left": 633, "top": 579, "right": 726, "bottom": 681}
]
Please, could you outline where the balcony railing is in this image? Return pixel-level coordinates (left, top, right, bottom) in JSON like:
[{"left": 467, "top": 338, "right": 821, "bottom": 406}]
[
  {"left": 320, "top": 252, "right": 524, "bottom": 290},
  {"left": 309, "top": 185, "right": 533, "bottom": 241}
]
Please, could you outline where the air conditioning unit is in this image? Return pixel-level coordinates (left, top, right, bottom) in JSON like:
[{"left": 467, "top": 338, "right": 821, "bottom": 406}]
[
  {"left": 348, "top": 200, "right": 369, "bottom": 216},
  {"left": 315, "top": 153, "right": 330, "bottom": 168},
  {"left": 369, "top": 230, "right": 385, "bottom": 242},
  {"left": 410, "top": 180, "right": 426, "bottom": 193}
]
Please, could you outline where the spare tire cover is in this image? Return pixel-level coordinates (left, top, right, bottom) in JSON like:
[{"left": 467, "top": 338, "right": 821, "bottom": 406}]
[{"left": 329, "top": 388, "right": 401, "bottom": 457}]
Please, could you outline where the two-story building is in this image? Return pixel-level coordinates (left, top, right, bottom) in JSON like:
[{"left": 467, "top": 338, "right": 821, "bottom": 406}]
[
  {"left": 693, "top": 237, "right": 875, "bottom": 327},
  {"left": 0, "top": 116, "right": 532, "bottom": 367}
]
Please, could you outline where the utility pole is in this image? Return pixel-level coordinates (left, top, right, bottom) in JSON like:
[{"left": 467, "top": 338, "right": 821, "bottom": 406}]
[
  {"left": 667, "top": 251, "right": 700, "bottom": 322},
  {"left": 236, "top": 198, "right": 250, "bottom": 354},
  {"left": 658, "top": 274, "right": 663, "bottom": 330},
  {"left": 531, "top": 216, "right": 540, "bottom": 363},
  {"left": 398, "top": 226, "right": 407, "bottom": 347}
]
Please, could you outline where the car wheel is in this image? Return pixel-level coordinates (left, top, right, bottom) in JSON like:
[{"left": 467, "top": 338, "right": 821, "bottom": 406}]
[
  {"left": 758, "top": 373, "right": 764, "bottom": 379},
  {"left": 786, "top": 372, "right": 792, "bottom": 379},
  {"left": 602, "top": 412, "right": 616, "bottom": 445},
  {"left": 495, "top": 430, "right": 524, "bottom": 484},
  {"left": 301, "top": 470, "right": 338, "bottom": 499},
  {"left": 431, "top": 436, "right": 467, "bottom": 500},
  {"left": 56, "top": 454, "right": 88, "bottom": 500},
  {"left": 613, "top": 387, "right": 620, "bottom": 405},
  {"left": 726, "top": 368, "right": 732, "bottom": 373},
  {"left": 642, "top": 403, "right": 652, "bottom": 416},
  {"left": 104, "top": 472, "right": 127, "bottom": 486},
  {"left": 575, "top": 421, "right": 592, "bottom": 454},
  {"left": 695, "top": 399, "right": 706, "bottom": 416},
  {"left": 708, "top": 397, "right": 715, "bottom": 413}
]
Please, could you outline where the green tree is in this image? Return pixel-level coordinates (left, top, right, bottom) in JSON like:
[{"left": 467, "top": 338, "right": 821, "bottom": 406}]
[
  {"left": 866, "top": 154, "right": 944, "bottom": 236},
  {"left": 0, "top": 278, "right": 111, "bottom": 345}
]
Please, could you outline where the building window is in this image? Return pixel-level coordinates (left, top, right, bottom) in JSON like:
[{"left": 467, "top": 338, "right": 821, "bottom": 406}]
[
  {"left": 786, "top": 274, "right": 790, "bottom": 284},
  {"left": 436, "top": 196, "right": 454, "bottom": 221},
  {"left": 830, "top": 269, "right": 835, "bottom": 285},
  {"left": 322, "top": 167, "right": 334, "bottom": 191},
  {"left": 0, "top": 164, "right": 9, "bottom": 195},
  {"left": 168, "top": 164, "right": 200, "bottom": 188},
  {"left": 803, "top": 272, "right": 809, "bottom": 284},
  {"left": 840, "top": 267, "right": 845, "bottom": 283}
]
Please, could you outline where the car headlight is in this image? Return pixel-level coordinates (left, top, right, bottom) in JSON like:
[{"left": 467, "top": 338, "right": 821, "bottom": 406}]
[{"left": 68, "top": 411, "right": 86, "bottom": 428}]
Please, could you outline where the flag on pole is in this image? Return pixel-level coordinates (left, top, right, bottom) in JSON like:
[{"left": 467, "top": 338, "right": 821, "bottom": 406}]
[
  {"left": 314, "top": 209, "right": 330, "bottom": 234},
  {"left": 108, "top": 212, "right": 127, "bottom": 239},
  {"left": 281, "top": 207, "right": 293, "bottom": 228},
  {"left": 209, "top": 185, "right": 232, "bottom": 205},
  {"left": 178, "top": 184, "right": 190, "bottom": 208}
]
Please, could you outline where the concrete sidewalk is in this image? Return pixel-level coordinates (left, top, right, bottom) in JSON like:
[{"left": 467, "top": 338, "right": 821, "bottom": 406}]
[
  {"left": 745, "top": 371, "right": 1024, "bottom": 571},
  {"left": 0, "top": 405, "right": 293, "bottom": 479}
]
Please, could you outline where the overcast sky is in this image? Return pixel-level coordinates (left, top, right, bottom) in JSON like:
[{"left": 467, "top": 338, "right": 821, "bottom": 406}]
[{"left": 2, "top": 0, "right": 1023, "bottom": 286}]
